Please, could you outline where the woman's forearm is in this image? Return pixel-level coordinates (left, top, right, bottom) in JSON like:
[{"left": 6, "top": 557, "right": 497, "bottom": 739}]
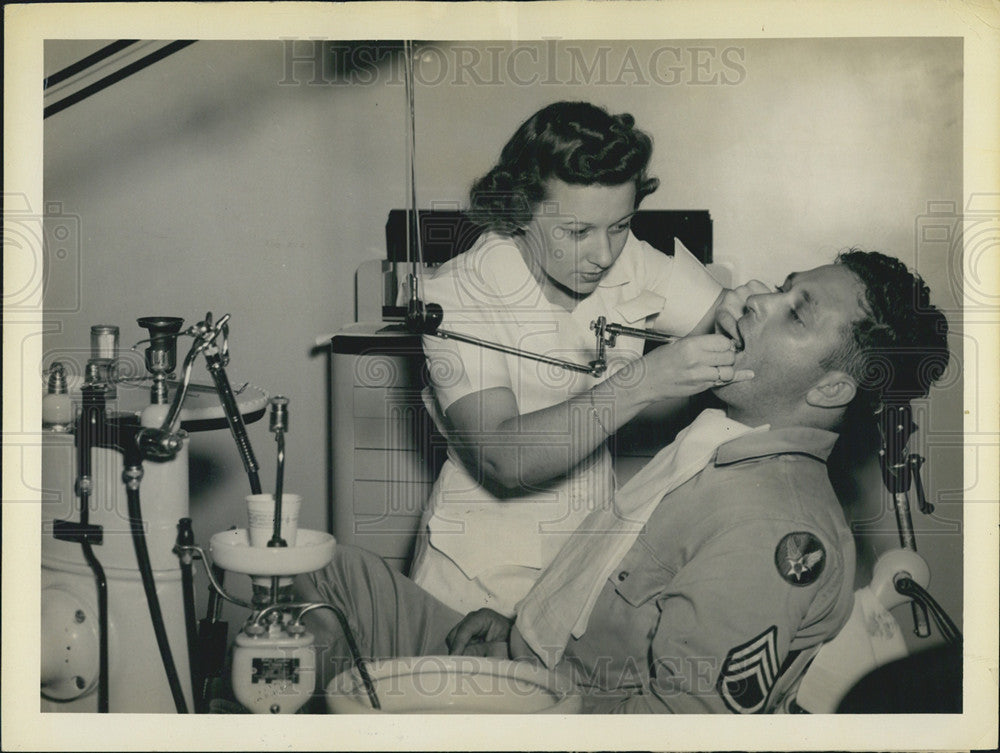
[
  {"left": 443, "top": 332, "right": 747, "bottom": 492},
  {"left": 445, "top": 376, "right": 656, "bottom": 492}
]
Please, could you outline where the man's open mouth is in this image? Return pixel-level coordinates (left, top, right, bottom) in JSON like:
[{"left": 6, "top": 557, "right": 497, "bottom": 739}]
[{"left": 733, "top": 321, "right": 746, "bottom": 353}]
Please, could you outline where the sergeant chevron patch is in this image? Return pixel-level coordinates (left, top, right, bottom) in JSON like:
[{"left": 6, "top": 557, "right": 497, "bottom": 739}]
[{"left": 717, "top": 625, "right": 780, "bottom": 713}]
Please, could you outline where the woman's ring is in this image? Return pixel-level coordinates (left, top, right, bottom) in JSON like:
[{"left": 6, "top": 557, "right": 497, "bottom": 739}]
[{"left": 715, "top": 365, "right": 722, "bottom": 382}]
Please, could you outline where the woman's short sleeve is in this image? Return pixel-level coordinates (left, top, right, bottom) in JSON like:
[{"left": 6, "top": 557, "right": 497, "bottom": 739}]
[
  {"left": 421, "top": 322, "right": 512, "bottom": 413},
  {"left": 419, "top": 255, "right": 515, "bottom": 413}
]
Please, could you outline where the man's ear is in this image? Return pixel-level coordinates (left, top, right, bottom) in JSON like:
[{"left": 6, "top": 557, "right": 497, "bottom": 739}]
[{"left": 806, "top": 371, "right": 857, "bottom": 409}]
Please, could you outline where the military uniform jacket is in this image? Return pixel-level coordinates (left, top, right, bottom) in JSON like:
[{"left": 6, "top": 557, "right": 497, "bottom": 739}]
[{"left": 563, "top": 426, "right": 856, "bottom": 713}]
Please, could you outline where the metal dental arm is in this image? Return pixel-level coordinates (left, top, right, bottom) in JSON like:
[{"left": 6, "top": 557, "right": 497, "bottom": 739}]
[
  {"left": 200, "top": 315, "right": 263, "bottom": 495},
  {"left": 404, "top": 274, "right": 677, "bottom": 378},
  {"left": 591, "top": 316, "right": 679, "bottom": 368}
]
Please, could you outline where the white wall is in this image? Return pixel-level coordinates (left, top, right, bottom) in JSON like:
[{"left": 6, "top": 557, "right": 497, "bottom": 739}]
[{"left": 43, "top": 37, "right": 964, "bottom": 652}]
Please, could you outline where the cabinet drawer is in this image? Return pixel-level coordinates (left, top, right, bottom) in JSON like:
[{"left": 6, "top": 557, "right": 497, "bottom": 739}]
[{"left": 353, "top": 386, "right": 425, "bottom": 417}]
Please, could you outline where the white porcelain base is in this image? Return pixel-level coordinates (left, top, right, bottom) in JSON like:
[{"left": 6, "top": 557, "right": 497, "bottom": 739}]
[{"left": 209, "top": 528, "right": 335, "bottom": 576}]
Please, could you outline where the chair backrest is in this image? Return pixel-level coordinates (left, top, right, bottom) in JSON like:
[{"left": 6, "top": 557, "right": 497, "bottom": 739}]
[{"left": 385, "top": 208, "right": 713, "bottom": 265}]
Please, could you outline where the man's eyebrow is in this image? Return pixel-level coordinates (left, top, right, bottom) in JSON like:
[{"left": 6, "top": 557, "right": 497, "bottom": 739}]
[{"left": 782, "top": 272, "right": 817, "bottom": 312}]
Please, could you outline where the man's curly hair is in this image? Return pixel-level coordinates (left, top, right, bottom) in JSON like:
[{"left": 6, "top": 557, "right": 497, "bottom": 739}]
[
  {"left": 824, "top": 249, "right": 950, "bottom": 424},
  {"left": 467, "top": 101, "right": 659, "bottom": 234}
]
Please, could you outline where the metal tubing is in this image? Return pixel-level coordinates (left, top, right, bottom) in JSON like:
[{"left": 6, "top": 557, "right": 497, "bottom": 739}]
[
  {"left": 429, "top": 328, "right": 599, "bottom": 375},
  {"left": 177, "top": 519, "right": 202, "bottom": 712},
  {"left": 295, "top": 603, "right": 381, "bottom": 710},
  {"left": 603, "top": 322, "right": 678, "bottom": 344},
  {"left": 891, "top": 491, "right": 919, "bottom": 552},
  {"left": 76, "top": 386, "right": 110, "bottom": 712},
  {"left": 174, "top": 545, "right": 254, "bottom": 610},
  {"left": 892, "top": 490, "right": 931, "bottom": 637},
  {"left": 895, "top": 577, "right": 962, "bottom": 644},
  {"left": 270, "top": 432, "right": 286, "bottom": 547}
]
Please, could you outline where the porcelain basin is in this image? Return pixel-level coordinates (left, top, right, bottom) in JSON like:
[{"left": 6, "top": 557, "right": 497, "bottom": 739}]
[{"left": 209, "top": 528, "right": 335, "bottom": 576}]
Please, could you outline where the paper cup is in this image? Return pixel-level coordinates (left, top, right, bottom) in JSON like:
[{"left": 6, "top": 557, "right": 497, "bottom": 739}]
[{"left": 246, "top": 493, "right": 301, "bottom": 547}]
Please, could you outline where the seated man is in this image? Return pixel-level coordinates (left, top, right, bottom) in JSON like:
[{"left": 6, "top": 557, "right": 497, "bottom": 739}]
[{"left": 297, "top": 249, "right": 949, "bottom": 713}]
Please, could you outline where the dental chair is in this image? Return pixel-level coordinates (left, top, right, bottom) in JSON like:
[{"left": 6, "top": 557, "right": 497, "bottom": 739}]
[
  {"left": 792, "top": 548, "right": 962, "bottom": 713},
  {"left": 794, "top": 403, "right": 962, "bottom": 714}
]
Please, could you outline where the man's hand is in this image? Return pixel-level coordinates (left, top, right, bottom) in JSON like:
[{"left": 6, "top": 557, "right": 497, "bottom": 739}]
[
  {"left": 714, "top": 280, "right": 773, "bottom": 348},
  {"left": 446, "top": 608, "right": 513, "bottom": 658}
]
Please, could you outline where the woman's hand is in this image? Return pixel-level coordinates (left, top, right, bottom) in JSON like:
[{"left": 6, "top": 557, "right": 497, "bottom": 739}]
[
  {"left": 439, "top": 277, "right": 772, "bottom": 492},
  {"left": 447, "top": 608, "right": 513, "bottom": 658},
  {"left": 714, "top": 280, "right": 773, "bottom": 348},
  {"left": 626, "top": 333, "right": 754, "bottom": 399}
]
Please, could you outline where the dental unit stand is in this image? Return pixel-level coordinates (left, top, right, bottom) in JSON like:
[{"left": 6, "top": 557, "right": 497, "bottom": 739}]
[
  {"left": 41, "top": 312, "right": 272, "bottom": 713},
  {"left": 176, "top": 395, "right": 381, "bottom": 713},
  {"left": 41, "top": 310, "right": 382, "bottom": 714}
]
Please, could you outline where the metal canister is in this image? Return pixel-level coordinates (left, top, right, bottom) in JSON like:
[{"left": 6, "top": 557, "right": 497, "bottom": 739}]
[
  {"left": 90, "top": 325, "right": 119, "bottom": 398},
  {"left": 90, "top": 325, "right": 119, "bottom": 362}
]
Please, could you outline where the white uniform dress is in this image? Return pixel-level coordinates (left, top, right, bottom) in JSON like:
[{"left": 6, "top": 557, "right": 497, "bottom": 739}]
[{"left": 411, "top": 229, "right": 723, "bottom": 616}]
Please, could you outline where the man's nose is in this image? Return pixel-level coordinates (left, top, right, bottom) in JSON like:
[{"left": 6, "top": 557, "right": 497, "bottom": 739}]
[{"left": 745, "top": 292, "right": 772, "bottom": 317}]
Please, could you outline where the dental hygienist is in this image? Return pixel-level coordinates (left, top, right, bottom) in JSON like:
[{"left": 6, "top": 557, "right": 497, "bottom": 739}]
[{"left": 411, "top": 101, "right": 753, "bottom": 616}]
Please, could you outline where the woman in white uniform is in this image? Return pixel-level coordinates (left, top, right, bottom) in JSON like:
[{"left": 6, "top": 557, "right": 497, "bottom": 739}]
[{"left": 411, "top": 101, "right": 750, "bottom": 616}]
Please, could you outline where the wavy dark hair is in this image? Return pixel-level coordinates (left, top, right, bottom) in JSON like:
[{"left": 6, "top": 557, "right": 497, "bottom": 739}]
[
  {"left": 824, "top": 249, "right": 950, "bottom": 424},
  {"left": 467, "top": 101, "right": 659, "bottom": 234}
]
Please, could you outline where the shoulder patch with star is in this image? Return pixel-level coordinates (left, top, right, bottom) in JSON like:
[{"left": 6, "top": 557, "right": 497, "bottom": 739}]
[{"left": 774, "top": 532, "right": 825, "bottom": 586}]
